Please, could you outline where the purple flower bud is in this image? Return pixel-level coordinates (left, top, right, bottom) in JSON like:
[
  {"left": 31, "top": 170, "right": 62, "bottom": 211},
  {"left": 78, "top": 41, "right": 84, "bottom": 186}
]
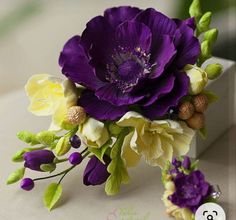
[
  {"left": 69, "top": 152, "right": 83, "bottom": 165},
  {"left": 70, "top": 135, "right": 81, "bottom": 148},
  {"left": 20, "top": 178, "right": 34, "bottom": 191},
  {"left": 24, "top": 150, "right": 55, "bottom": 171},
  {"left": 83, "top": 156, "right": 110, "bottom": 186},
  {"left": 182, "top": 156, "right": 191, "bottom": 169},
  {"left": 172, "top": 157, "right": 181, "bottom": 168}
]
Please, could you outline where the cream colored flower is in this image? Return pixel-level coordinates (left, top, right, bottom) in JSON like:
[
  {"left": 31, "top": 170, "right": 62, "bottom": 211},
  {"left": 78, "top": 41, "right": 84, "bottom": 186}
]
[
  {"left": 185, "top": 65, "right": 208, "bottom": 95},
  {"left": 117, "top": 112, "right": 194, "bottom": 168},
  {"left": 78, "top": 117, "right": 109, "bottom": 148},
  {"left": 25, "top": 74, "right": 77, "bottom": 129},
  {"left": 162, "top": 181, "right": 194, "bottom": 220}
]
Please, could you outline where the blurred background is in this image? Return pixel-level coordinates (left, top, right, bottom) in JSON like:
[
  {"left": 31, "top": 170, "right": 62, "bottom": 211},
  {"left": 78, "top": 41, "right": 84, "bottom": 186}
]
[{"left": 0, "top": 0, "right": 235, "bottom": 95}]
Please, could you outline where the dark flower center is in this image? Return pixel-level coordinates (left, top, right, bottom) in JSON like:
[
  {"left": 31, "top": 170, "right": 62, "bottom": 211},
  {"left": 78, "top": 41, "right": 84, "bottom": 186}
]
[{"left": 106, "top": 47, "right": 153, "bottom": 93}]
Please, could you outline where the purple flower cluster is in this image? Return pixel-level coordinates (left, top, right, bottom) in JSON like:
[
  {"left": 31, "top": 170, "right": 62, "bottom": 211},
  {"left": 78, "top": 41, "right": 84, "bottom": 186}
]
[
  {"left": 168, "top": 157, "right": 212, "bottom": 213},
  {"left": 59, "top": 6, "right": 200, "bottom": 121}
]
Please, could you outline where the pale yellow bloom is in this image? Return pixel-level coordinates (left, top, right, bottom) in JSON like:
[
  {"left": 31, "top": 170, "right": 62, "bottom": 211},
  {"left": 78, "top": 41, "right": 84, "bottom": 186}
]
[
  {"left": 117, "top": 112, "right": 194, "bottom": 168},
  {"left": 185, "top": 65, "right": 208, "bottom": 95},
  {"left": 25, "top": 74, "right": 77, "bottom": 129},
  {"left": 162, "top": 181, "right": 194, "bottom": 220},
  {"left": 78, "top": 117, "right": 109, "bottom": 148}
]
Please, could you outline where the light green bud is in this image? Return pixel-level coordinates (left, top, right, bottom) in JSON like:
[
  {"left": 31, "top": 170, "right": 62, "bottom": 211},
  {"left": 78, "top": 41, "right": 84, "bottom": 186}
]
[
  {"left": 205, "top": 63, "right": 223, "bottom": 80},
  {"left": 40, "top": 163, "right": 56, "bottom": 172},
  {"left": 204, "top": 29, "right": 218, "bottom": 44},
  {"left": 36, "top": 131, "right": 56, "bottom": 146},
  {"left": 185, "top": 65, "right": 208, "bottom": 95},
  {"left": 17, "top": 131, "right": 36, "bottom": 144},
  {"left": 198, "top": 11, "right": 212, "bottom": 33},
  {"left": 55, "top": 136, "right": 71, "bottom": 156},
  {"left": 189, "top": 0, "right": 202, "bottom": 21},
  {"left": 12, "top": 149, "right": 26, "bottom": 162},
  {"left": 199, "top": 40, "right": 212, "bottom": 65}
]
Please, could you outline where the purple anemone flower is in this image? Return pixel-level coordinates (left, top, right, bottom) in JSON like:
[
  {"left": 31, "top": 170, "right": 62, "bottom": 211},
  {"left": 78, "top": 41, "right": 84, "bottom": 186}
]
[
  {"left": 83, "top": 156, "right": 110, "bottom": 186},
  {"left": 24, "top": 150, "right": 55, "bottom": 171},
  {"left": 59, "top": 6, "right": 200, "bottom": 120},
  {"left": 169, "top": 170, "right": 212, "bottom": 213}
]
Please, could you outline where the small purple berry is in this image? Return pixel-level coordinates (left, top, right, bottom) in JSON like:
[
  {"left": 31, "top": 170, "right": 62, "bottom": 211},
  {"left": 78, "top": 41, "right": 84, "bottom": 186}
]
[
  {"left": 182, "top": 156, "right": 191, "bottom": 169},
  {"left": 70, "top": 135, "right": 81, "bottom": 148},
  {"left": 20, "top": 178, "right": 34, "bottom": 191},
  {"left": 69, "top": 152, "right": 83, "bottom": 165}
]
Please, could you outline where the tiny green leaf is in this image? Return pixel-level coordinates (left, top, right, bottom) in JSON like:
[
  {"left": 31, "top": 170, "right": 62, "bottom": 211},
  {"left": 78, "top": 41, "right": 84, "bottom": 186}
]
[
  {"left": 108, "top": 123, "right": 123, "bottom": 136},
  {"left": 105, "top": 128, "right": 130, "bottom": 196},
  {"left": 199, "top": 126, "right": 207, "bottom": 139},
  {"left": 198, "top": 11, "right": 212, "bottom": 33},
  {"left": 203, "top": 29, "right": 218, "bottom": 44},
  {"left": 55, "top": 136, "right": 71, "bottom": 156},
  {"left": 12, "top": 149, "right": 26, "bottom": 162},
  {"left": 205, "top": 63, "right": 223, "bottom": 80},
  {"left": 6, "top": 167, "right": 25, "bottom": 185},
  {"left": 189, "top": 0, "right": 202, "bottom": 21},
  {"left": 43, "top": 183, "right": 62, "bottom": 211},
  {"left": 202, "top": 90, "right": 219, "bottom": 103},
  {"left": 40, "top": 163, "right": 56, "bottom": 173}
]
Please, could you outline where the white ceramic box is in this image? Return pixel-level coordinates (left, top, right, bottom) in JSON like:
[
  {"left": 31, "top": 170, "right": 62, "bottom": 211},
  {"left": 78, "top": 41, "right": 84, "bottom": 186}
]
[{"left": 188, "top": 57, "right": 236, "bottom": 158}]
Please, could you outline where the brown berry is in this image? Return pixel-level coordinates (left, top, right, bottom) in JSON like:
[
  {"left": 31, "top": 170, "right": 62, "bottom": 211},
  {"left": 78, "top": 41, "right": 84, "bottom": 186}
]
[
  {"left": 178, "top": 102, "right": 195, "bottom": 120},
  {"left": 193, "top": 94, "right": 208, "bottom": 113},
  {"left": 67, "top": 106, "right": 86, "bottom": 125},
  {"left": 187, "top": 113, "right": 205, "bottom": 130}
]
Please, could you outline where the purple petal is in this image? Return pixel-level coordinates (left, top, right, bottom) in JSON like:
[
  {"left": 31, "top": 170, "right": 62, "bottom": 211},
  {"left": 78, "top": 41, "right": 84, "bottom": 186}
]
[
  {"left": 186, "top": 195, "right": 202, "bottom": 207},
  {"left": 95, "top": 83, "right": 145, "bottom": 106},
  {"left": 182, "top": 156, "right": 191, "bottom": 169},
  {"left": 59, "top": 36, "right": 104, "bottom": 90},
  {"left": 104, "top": 6, "right": 142, "bottom": 28},
  {"left": 135, "top": 8, "right": 177, "bottom": 55},
  {"left": 83, "top": 156, "right": 98, "bottom": 185},
  {"left": 79, "top": 90, "right": 128, "bottom": 120},
  {"left": 116, "top": 21, "right": 152, "bottom": 52},
  {"left": 142, "top": 74, "right": 175, "bottom": 106},
  {"left": 201, "top": 182, "right": 210, "bottom": 197},
  {"left": 173, "top": 23, "right": 200, "bottom": 69},
  {"left": 142, "top": 71, "right": 189, "bottom": 119},
  {"left": 150, "top": 35, "right": 176, "bottom": 78}
]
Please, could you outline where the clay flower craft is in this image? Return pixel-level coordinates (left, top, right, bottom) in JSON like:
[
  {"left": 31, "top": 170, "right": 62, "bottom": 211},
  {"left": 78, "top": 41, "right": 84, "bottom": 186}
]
[
  {"left": 162, "top": 156, "right": 220, "bottom": 220},
  {"left": 7, "top": 0, "right": 223, "bottom": 213}
]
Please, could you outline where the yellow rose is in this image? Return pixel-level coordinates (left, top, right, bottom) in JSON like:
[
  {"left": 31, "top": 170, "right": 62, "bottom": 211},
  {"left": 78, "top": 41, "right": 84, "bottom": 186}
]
[
  {"left": 78, "top": 117, "right": 109, "bottom": 148},
  {"left": 117, "top": 112, "right": 194, "bottom": 168},
  {"left": 25, "top": 74, "right": 77, "bottom": 129},
  {"left": 185, "top": 65, "right": 208, "bottom": 95}
]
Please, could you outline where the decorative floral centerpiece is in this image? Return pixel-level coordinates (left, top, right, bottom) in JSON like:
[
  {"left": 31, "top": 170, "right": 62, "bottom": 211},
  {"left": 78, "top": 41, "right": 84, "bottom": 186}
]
[{"left": 7, "top": 0, "right": 223, "bottom": 218}]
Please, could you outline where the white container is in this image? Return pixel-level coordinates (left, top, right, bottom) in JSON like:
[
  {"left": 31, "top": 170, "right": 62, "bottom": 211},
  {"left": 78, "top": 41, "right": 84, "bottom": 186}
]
[{"left": 188, "top": 57, "right": 236, "bottom": 158}]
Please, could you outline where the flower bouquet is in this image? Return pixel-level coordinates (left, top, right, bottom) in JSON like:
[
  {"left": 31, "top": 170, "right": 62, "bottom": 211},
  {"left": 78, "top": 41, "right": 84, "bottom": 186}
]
[{"left": 7, "top": 0, "right": 223, "bottom": 218}]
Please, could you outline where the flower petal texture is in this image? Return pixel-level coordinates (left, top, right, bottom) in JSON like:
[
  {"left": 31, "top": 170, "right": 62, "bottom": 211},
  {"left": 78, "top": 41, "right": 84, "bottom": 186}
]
[
  {"left": 117, "top": 112, "right": 194, "bottom": 168},
  {"left": 59, "top": 7, "right": 201, "bottom": 120}
]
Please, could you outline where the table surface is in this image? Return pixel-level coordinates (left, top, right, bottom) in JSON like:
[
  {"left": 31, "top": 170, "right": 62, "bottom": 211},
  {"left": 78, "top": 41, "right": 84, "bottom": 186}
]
[{"left": 0, "top": 90, "right": 236, "bottom": 220}]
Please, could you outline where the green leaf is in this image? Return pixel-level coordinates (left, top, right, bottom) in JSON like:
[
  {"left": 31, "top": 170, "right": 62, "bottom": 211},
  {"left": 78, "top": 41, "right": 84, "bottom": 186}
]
[
  {"left": 40, "top": 163, "right": 56, "bottom": 173},
  {"left": 199, "top": 126, "right": 208, "bottom": 139},
  {"left": 198, "top": 11, "right": 212, "bottom": 33},
  {"left": 190, "top": 160, "right": 199, "bottom": 172},
  {"left": 161, "top": 161, "right": 171, "bottom": 185},
  {"left": 202, "top": 90, "right": 219, "bottom": 103},
  {"left": 105, "top": 129, "right": 130, "bottom": 196},
  {"left": 43, "top": 183, "right": 62, "bottom": 211},
  {"left": 88, "top": 139, "right": 111, "bottom": 163},
  {"left": 6, "top": 167, "right": 25, "bottom": 185},
  {"left": 189, "top": 0, "right": 202, "bottom": 21},
  {"left": 108, "top": 123, "right": 123, "bottom": 136},
  {"left": 55, "top": 136, "right": 71, "bottom": 156}
]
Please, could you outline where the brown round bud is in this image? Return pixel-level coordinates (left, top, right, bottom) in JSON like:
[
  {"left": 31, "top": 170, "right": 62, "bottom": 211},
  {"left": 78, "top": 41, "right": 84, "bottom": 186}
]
[
  {"left": 193, "top": 94, "right": 208, "bottom": 113},
  {"left": 67, "top": 106, "right": 86, "bottom": 125},
  {"left": 178, "top": 102, "right": 195, "bottom": 120},
  {"left": 186, "top": 113, "right": 205, "bottom": 130}
]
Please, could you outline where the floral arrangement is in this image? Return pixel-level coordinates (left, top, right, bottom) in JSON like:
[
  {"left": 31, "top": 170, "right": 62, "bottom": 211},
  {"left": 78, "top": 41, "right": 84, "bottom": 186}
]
[{"left": 7, "top": 0, "right": 223, "bottom": 218}]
